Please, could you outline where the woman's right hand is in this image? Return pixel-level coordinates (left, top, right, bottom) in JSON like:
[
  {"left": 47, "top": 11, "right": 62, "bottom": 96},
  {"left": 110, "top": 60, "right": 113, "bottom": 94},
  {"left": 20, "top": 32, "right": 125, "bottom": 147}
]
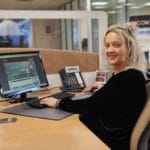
[{"left": 40, "top": 97, "right": 58, "bottom": 108}]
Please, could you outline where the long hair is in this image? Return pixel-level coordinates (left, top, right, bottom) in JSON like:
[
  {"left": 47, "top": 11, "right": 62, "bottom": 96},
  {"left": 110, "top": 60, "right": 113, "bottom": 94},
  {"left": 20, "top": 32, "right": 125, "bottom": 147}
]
[{"left": 103, "top": 22, "right": 146, "bottom": 72}]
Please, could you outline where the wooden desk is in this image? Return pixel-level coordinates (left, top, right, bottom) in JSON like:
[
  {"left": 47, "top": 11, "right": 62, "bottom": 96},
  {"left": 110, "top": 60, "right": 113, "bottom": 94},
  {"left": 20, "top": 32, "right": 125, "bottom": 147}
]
[{"left": 0, "top": 89, "right": 110, "bottom": 150}]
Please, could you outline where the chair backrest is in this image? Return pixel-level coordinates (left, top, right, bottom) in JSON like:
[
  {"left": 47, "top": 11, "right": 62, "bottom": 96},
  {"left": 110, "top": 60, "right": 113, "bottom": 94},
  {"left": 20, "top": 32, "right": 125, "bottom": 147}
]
[
  {"left": 130, "top": 83, "right": 150, "bottom": 150},
  {"left": 138, "top": 122, "right": 150, "bottom": 150}
]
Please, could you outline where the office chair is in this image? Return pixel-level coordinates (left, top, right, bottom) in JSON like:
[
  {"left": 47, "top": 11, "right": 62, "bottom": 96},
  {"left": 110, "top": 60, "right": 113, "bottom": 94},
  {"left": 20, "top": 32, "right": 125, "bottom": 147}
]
[{"left": 130, "top": 83, "right": 150, "bottom": 150}]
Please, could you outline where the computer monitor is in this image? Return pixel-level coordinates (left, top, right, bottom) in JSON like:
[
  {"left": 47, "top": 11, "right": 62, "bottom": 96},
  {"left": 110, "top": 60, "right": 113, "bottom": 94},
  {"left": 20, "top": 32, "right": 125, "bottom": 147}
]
[
  {"left": 0, "top": 35, "right": 25, "bottom": 47},
  {"left": 0, "top": 51, "right": 49, "bottom": 102}
]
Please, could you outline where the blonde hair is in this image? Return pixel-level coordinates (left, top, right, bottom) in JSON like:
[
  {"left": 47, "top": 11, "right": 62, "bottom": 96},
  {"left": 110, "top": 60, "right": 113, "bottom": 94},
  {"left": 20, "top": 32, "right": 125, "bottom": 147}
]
[{"left": 103, "top": 22, "right": 146, "bottom": 71}]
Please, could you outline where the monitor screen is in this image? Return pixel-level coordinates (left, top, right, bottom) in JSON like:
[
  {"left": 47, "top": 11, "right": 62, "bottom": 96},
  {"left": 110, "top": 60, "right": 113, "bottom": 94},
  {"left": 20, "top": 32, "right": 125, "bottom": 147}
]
[{"left": 0, "top": 51, "right": 49, "bottom": 101}]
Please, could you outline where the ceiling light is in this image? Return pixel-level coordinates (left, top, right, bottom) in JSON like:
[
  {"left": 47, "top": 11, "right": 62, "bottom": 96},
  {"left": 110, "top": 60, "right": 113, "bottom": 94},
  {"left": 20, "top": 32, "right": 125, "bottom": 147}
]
[
  {"left": 107, "top": 11, "right": 116, "bottom": 14},
  {"left": 117, "top": 0, "right": 125, "bottom": 3},
  {"left": 92, "top": 2, "right": 108, "bottom": 6},
  {"left": 92, "top": 6, "right": 107, "bottom": 9},
  {"left": 130, "top": 5, "right": 143, "bottom": 9},
  {"left": 144, "top": 2, "right": 150, "bottom": 6},
  {"left": 116, "top": 5, "right": 123, "bottom": 9},
  {"left": 124, "top": 3, "right": 135, "bottom": 6}
]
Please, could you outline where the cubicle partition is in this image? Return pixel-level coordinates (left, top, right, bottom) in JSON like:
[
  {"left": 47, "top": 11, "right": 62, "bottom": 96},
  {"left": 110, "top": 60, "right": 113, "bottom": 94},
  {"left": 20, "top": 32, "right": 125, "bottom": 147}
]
[{"left": 0, "top": 48, "right": 99, "bottom": 87}]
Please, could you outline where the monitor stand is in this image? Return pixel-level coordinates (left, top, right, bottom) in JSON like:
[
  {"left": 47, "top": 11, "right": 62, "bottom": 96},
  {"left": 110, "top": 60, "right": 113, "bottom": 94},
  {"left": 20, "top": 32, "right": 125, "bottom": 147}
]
[{"left": 8, "top": 93, "right": 38, "bottom": 103}]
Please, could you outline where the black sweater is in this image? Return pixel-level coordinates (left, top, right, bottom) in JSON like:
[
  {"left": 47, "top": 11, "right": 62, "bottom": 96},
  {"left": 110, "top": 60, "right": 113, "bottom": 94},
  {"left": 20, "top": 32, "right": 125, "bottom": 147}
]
[{"left": 59, "top": 69, "right": 147, "bottom": 132}]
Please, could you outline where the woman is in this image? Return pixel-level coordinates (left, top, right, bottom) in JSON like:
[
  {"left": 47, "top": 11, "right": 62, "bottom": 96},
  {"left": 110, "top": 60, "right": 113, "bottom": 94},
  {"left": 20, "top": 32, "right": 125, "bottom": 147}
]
[{"left": 40, "top": 22, "right": 147, "bottom": 150}]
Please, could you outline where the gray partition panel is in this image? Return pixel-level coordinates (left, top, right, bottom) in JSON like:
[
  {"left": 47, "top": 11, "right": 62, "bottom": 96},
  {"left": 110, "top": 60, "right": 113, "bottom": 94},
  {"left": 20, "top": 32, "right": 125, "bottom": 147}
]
[{"left": 0, "top": 103, "right": 72, "bottom": 120}]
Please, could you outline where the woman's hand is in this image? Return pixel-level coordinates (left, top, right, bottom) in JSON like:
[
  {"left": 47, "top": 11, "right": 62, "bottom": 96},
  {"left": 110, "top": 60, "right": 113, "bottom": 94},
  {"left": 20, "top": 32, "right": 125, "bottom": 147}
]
[
  {"left": 90, "top": 82, "right": 104, "bottom": 92},
  {"left": 40, "top": 97, "right": 58, "bottom": 108}
]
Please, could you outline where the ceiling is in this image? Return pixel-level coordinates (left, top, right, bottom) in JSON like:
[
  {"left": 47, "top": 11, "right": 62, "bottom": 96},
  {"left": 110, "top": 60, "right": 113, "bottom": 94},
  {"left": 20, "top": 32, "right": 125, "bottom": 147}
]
[
  {"left": 0, "top": 0, "right": 73, "bottom": 10},
  {"left": 0, "top": 0, "right": 149, "bottom": 12},
  {"left": 0, "top": 0, "right": 149, "bottom": 16},
  {"left": 91, "top": 0, "right": 150, "bottom": 11}
]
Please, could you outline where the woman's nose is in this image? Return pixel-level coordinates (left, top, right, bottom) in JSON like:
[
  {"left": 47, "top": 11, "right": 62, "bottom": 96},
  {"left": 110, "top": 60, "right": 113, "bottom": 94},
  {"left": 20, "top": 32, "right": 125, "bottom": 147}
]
[{"left": 106, "top": 46, "right": 114, "bottom": 52}]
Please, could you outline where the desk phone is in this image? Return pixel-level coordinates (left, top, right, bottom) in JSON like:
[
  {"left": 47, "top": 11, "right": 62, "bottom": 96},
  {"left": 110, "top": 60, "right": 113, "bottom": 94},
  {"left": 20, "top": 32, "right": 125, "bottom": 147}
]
[{"left": 59, "top": 66, "right": 86, "bottom": 92}]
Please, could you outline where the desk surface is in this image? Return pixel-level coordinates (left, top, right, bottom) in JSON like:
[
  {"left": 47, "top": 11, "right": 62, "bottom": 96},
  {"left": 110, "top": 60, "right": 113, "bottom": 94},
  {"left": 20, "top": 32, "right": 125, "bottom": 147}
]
[{"left": 0, "top": 88, "right": 110, "bottom": 150}]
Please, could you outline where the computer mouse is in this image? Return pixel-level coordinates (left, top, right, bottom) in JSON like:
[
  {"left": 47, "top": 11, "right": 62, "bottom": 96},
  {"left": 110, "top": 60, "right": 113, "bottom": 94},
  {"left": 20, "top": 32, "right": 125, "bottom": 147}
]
[{"left": 26, "top": 99, "right": 48, "bottom": 108}]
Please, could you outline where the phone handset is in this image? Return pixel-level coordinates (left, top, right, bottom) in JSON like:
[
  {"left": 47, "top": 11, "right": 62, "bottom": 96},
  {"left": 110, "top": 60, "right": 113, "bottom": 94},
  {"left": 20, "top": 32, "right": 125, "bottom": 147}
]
[
  {"left": 75, "top": 72, "right": 84, "bottom": 87},
  {"left": 59, "top": 69, "right": 71, "bottom": 88}
]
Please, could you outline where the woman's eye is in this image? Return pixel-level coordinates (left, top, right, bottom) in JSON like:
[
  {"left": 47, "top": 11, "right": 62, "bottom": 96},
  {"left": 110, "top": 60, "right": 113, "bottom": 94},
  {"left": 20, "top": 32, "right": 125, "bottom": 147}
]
[
  {"left": 113, "top": 44, "right": 121, "bottom": 48},
  {"left": 105, "top": 44, "right": 109, "bottom": 48}
]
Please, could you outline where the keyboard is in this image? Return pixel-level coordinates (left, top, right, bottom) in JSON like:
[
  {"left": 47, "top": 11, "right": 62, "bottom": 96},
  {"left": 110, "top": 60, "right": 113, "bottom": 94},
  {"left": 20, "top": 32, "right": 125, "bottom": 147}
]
[
  {"left": 26, "top": 92, "right": 75, "bottom": 108},
  {"left": 50, "top": 92, "right": 75, "bottom": 99}
]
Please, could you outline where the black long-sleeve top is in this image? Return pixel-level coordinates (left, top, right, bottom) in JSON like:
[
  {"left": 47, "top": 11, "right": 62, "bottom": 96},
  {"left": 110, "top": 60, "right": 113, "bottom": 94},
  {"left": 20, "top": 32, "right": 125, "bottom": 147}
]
[{"left": 59, "top": 69, "right": 147, "bottom": 131}]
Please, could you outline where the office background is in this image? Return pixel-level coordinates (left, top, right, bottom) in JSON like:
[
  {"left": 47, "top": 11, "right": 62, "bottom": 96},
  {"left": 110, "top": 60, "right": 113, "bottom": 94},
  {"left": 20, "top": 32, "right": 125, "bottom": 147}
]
[
  {"left": 0, "top": 0, "right": 149, "bottom": 71},
  {"left": 0, "top": 0, "right": 149, "bottom": 52},
  {"left": 0, "top": 2, "right": 149, "bottom": 149}
]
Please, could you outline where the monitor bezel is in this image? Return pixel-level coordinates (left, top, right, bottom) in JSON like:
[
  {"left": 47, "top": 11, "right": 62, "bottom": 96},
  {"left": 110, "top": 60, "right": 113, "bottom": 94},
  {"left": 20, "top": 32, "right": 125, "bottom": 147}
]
[{"left": 0, "top": 51, "right": 49, "bottom": 98}]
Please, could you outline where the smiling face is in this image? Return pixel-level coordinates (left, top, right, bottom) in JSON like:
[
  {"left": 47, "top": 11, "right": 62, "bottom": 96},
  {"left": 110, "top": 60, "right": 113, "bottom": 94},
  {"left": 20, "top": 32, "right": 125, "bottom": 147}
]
[{"left": 104, "top": 31, "right": 129, "bottom": 72}]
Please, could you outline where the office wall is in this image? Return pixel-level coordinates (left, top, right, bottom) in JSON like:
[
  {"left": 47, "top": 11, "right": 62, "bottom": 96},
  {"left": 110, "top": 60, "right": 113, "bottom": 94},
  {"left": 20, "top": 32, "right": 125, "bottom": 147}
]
[{"left": 32, "top": 19, "right": 61, "bottom": 49}]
